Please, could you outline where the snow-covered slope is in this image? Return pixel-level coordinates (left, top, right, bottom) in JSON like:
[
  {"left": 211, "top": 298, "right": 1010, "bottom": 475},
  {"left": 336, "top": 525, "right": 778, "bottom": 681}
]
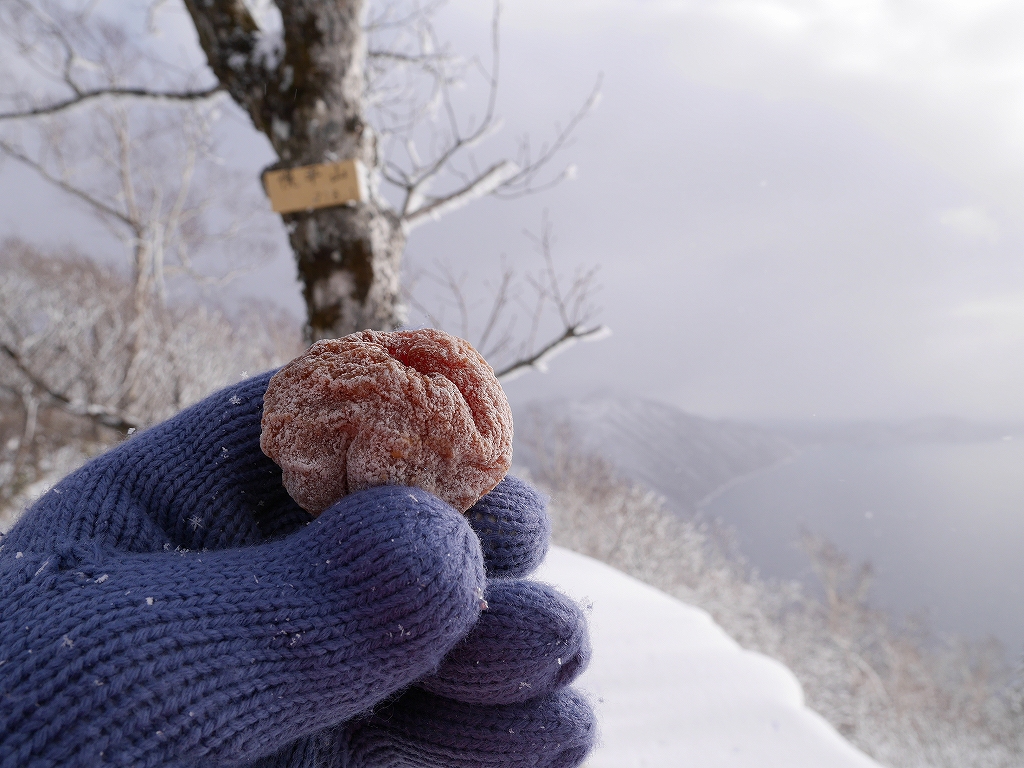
[
  {"left": 536, "top": 547, "right": 882, "bottom": 768},
  {"left": 515, "top": 396, "right": 795, "bottom": 512}
]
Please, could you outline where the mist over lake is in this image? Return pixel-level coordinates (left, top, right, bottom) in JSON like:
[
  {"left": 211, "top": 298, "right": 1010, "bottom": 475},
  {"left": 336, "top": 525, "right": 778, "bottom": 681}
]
[
  {"left": 515, "top": 395, "right": 1024, "bottom": 652},
  {"left": 701, "top": 440, "right": 1024, "bottom": 651}
]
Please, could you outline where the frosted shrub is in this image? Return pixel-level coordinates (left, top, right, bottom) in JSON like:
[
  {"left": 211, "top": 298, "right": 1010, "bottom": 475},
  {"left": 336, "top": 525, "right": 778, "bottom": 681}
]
[
  {"left": 526, "top": 430, "right": 1024, "bottom": 768},
  {"left": 0, "top": 241, "right": 303, "bottom": 529}
]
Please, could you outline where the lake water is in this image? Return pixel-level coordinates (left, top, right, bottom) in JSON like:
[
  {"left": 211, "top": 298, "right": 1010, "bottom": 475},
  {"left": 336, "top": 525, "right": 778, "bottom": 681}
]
[{"left": 700, "top": 440, "right": 1024, "bottom": 652}]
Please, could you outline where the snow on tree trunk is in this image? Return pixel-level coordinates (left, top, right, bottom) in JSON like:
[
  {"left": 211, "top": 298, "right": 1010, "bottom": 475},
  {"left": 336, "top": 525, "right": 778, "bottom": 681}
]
[
  {"left": 287, "top": 204, "right": 405, "bottom": 340},
  {"left": 184, "top": 0, "right": 405, "bottom": 340}
]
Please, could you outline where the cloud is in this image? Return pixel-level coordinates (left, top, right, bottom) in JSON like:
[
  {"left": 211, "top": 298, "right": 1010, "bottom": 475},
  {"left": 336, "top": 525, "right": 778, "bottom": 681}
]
[
  {"left": 652, "top": 0, "right": 1024, "bottom": 213},
  {"left": 938, "top": 206, "right": 1000, "bottom": 241},
  {"left": 456, "top": 0, "right": 1024, "bottom": 216},
  {"left": 952, "top": 293, "right": 1024, "bottom": 335}
]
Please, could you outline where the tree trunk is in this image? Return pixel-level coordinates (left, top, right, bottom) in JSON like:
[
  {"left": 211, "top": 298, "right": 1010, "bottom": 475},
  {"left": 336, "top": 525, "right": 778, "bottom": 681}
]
[
  {"left": 183, "top": 0, "right": 406, "bottom": 341},
  {"left": 286, "top": 203, "right": 405, "bottom": 342}
]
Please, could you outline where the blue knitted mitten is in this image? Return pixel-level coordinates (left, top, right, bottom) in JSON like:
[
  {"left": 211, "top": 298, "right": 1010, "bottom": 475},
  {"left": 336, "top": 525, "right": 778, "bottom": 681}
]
[{"left": 0, "top": 371, "right": 594, "bottom": 768}]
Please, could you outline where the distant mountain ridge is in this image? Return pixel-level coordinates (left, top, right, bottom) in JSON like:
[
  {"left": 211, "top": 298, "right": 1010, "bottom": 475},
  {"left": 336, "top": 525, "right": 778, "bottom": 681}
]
[
  {"left": 765, "top": 416, "right": 1024, "bottom": 448},
  {"left": 513, "top": 394, "right": 796, "bottom": 514},
  {"left": 512, "top": 395, "right": 1024, "bottom": 516}
]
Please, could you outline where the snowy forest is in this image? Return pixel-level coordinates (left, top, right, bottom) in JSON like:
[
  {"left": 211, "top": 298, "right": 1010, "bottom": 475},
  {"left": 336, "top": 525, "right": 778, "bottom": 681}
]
[{"left": 3, "top": 1, "right": 1024, "bottom": 766}]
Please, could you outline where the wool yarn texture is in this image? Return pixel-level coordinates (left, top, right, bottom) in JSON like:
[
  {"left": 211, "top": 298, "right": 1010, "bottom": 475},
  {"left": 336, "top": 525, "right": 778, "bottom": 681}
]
[{"left": 0, "top": 370, "right": 594, "bottom": 768}]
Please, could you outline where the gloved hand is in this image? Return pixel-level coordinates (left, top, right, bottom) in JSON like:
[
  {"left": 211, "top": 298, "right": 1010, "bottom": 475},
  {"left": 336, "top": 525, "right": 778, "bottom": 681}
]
[{"left": 0, "top": 371, "right": 594, "bottom": 768}]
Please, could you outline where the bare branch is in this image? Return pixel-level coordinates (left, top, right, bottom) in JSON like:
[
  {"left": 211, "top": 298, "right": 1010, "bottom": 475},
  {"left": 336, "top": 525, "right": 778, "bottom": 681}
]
[
  {"left": 0, "top": 137, "right": 135, "bottom": 229},
  {"left": 0, "top": 85, "right": 224, "bottom": 121},
  {"left": 402, "top": 159, "right": 517, "bottom": 227},
  {"left": 367, "top": 49, "right": 448, "bottom": 64},
  {"left": 405, "top": 214, "right": 607, "bottom": 380},
  {"left": 0, "top": 342, "right": 140, "bottom": 433},
  {"left": 493, "top": 74, "right": 602, "bottom": 199},
  {"left": 365, "top": 0, "right": 449, "bottom": 33},
  {"left": 475, "top": 257, "right": 514, "bottom": 356},
  {"left": 495, "top": 323, "right": 610, "bottom": 382},
  {"left": 383, "top": 0, "right": 505, "bottom": 217},
  {"left": 373, "top": 0, "right": 596, "bottom": 232}
]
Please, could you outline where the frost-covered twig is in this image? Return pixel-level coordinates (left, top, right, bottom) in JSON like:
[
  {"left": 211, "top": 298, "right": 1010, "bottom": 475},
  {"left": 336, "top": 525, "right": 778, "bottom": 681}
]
[
  {"left": 495, "top": 323, "right": 610, "bottom": 381},
  {"left": 377, "top": 0, "right": 598, "bottom": 227},
  {"left": 0, "top": 85, "right": 224, "bottom": 121},
  {"left": 0, "top": 342, "right": 140, "bottom": 433},
  {"left": 405, "top": 215, "right": 607, "bottom": 380},
  {"left": 402, "top": 159, "right": 518, "bottom": 228}
]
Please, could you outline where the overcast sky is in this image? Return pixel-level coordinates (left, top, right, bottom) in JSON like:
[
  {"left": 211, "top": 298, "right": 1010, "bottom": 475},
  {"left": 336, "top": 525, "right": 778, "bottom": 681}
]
[{"left": 7, "top": 0, "right": 1024, "bottom": 422}]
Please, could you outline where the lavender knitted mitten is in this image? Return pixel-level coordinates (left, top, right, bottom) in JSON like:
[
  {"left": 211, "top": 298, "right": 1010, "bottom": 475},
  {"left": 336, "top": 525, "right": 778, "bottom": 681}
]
[{"left": 0, "top": 371, "right": 594, "bottom": 768}]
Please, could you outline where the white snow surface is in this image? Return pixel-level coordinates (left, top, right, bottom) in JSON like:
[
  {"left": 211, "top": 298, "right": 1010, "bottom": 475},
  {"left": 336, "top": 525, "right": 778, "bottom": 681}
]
[{"left": 535, "top": 546, "right": 883, "bottom": 768}]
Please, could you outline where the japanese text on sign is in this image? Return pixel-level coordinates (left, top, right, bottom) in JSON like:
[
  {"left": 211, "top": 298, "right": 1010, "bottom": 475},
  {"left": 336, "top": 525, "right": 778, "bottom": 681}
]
[{"left": 263, "top": 159, "right": 366, "bottom": 213}]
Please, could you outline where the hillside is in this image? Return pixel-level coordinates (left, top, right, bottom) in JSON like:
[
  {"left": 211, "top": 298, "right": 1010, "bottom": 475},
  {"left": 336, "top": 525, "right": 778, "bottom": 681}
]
[{"left": 514, "top": 395, "right": 796, "bottom": 512}]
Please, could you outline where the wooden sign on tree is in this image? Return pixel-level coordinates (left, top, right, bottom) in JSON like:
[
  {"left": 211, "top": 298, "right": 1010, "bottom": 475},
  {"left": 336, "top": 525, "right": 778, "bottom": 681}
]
[{"left": 263, "top": 159, "right": 367, "bottom": 214}]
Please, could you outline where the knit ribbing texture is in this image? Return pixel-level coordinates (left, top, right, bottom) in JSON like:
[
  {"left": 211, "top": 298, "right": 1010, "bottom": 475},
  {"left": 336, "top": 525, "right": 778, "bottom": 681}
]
[
  {"left": 0, "top": 371, "right": 595, "bottom": 768},
  {"left": 465, "top": 475, "right": 551, "bottom": 579}
]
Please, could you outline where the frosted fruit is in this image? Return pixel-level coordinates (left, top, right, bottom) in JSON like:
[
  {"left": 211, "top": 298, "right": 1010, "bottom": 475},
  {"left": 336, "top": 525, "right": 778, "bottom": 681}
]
[{"left": 260, "top": 329, "right": 513, "bottom": 515}]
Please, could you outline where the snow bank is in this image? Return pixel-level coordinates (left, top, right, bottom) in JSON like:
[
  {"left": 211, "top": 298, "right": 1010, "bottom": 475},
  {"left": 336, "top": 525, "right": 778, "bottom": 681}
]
[{"left": 536, "top": 546, "right": 883, "bottom": 768}]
